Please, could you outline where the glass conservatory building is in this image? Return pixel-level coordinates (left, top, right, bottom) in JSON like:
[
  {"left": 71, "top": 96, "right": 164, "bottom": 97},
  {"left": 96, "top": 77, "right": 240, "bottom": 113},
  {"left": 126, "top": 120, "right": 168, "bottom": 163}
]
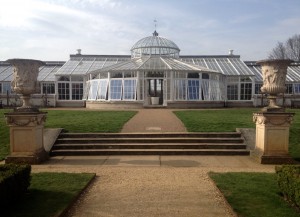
[
  {"left": 84, "top": 31, "right": 229, "bottom": 108},
  {"left": 1, "top": 31, "right": 300, "bottom": 108}
]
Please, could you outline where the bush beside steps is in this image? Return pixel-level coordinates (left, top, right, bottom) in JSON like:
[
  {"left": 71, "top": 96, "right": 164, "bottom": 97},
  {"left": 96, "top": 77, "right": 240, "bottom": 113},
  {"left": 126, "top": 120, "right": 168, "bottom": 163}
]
[
  {"left": 0, "top": 164, "right": 31, "bottom": 211},
  {"left": 276, "top": 165, "right": 300, "bottom": 209}
]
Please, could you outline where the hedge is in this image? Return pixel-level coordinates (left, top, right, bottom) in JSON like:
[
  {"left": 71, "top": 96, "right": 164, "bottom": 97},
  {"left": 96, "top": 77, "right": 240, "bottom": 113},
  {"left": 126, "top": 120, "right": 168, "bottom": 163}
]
[
  {"left": 276, "top": 165, "right": 300, "bottom": 208},
  {"left": 0, "top": 164, "right": 31, "bottom": 211}
]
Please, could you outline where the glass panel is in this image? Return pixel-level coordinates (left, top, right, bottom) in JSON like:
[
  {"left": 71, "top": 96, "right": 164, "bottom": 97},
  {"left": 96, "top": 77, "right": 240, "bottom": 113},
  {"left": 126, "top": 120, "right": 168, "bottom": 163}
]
[
  {"left": 188, "top": 73, "right": 199, "bottom": 78},
  {"left": 110, "top": 80, "right": 122, "bottom": 100},
  {"left": 58, "top": 83, "right": 70, "bottom": 100},
  {"left": 294, "top": 84, "right": 300, "bottom": 94},
  {"left": 227, "top": 84, "right": 238, "bottom": 100},
  {"left": 123, "top": 80, "right": 137, "bottom": 100},
  {"left": 56, "top": 60, "right": 78, "bottom": 75},
  {"left": 82, "top": 81, "right": 90, "bottom": 100},
  {"left": 188, "top": 80, "right": 200, "bottom": 100},
  {"left": 72, "top": 61, "right": 93, "bottom": 75},
  {"left": 110, "top": 72, "right": 123, "bottom": 78},
  {"left": 175, "top": 80, "right": 186, "bottom": 100},
  {"left": 3, "top": 82, "right": 11, "bottom": 94},
  {"left": 42, "top": 83, "right": 55, "bottom": 94},
  {"left": 58, "top": 76, "right": 70, "bottom": 81},
  {"left": 241, "top": 77, "right": 251, "bottom": 82},
  {"left": 285, "top": 84, "right": 293, "bottom": 94},
  {"left": 202, "top": 80, "right": 210, "bottom": 100},
  {"left": 98, "top": 80, "right": 108, "bottom": 100},
  {"left": 255, "top": 84, "right": 262, "bottom": 94},
  {"left": 240, "top": 83, "right": 252, "bottom": 100},
  {"left": 88, "top": 80, "right": 99, "bottom": 100},
  {"left": 72, "top": 83, "right": 83, "bottom": 100},
  {"left": 202, "top": 73, "right": 209, "bottom": 79}
]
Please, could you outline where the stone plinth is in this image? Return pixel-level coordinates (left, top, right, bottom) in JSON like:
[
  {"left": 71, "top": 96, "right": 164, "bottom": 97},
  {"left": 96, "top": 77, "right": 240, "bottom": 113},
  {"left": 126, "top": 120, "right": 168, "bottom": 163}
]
[
  {"left": 4, "top": 112, "right": 48, "bottom": 164},
  {"left": 251, "top": 112, "right": 295, "bottom": 164}
]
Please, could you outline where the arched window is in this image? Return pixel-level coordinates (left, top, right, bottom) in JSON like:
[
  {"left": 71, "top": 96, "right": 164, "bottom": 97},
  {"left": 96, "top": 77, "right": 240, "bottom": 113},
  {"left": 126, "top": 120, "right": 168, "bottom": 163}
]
[{"left": 58, "top": 76, "right": 70, "bottom": 81}]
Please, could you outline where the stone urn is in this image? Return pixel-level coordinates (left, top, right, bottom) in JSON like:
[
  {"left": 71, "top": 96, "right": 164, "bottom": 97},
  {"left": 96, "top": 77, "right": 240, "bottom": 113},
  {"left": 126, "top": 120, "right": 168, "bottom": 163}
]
[
  {"left": 257, "top": 59, "right": 292, "bottom": 111},
  {"left": 7, "top": 59, "right": 44, "bottom": 112}
]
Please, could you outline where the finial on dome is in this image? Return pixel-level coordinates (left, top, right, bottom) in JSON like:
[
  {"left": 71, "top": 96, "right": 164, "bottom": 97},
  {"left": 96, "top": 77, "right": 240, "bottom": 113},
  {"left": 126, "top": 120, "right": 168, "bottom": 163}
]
[
  {"left": 153, "top": 30, "right": 159, "bottom": 36},
  {"left": 153, "top": 19, "right": 159, "bottom": 36}
]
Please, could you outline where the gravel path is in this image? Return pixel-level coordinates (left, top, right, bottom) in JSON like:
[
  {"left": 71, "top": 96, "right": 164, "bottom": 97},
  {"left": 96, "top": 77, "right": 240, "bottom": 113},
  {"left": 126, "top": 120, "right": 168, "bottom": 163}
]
[
  {"left": 121, "top": 109, "right": 187, "bottom": 133},
  {"left": 68, "top": 168, "right": 233, "bottom": 217},
  {"left": 31, "top": 156, "right": 275, "bottom": 217}
]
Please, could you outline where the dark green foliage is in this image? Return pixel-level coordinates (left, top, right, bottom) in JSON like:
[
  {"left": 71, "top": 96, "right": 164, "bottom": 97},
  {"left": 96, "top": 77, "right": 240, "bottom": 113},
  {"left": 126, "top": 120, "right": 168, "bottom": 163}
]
[
  {"left": 209, "top": 172, "right": 300, "bottom": 217},
  {"left": 0, "top": 164, "right": 31, "bottom": 211},
  {"left": 3, "top": 172, "right": 95, "bottom": 217},
  {"left": 276, "top": 165, "right": 300, "bottom": 208}
]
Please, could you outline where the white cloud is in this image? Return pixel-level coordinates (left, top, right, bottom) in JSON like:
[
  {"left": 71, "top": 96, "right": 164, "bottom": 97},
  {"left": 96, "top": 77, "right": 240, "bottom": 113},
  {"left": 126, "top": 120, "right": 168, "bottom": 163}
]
[{"left": 0, "top": 0, "right": 299, "bottom": 61}]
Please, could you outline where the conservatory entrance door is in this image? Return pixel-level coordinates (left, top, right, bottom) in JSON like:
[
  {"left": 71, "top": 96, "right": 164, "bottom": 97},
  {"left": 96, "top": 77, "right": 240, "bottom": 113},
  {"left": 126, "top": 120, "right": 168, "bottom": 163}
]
[{"left": 149, "top": 79, "right": 163, "bottom": 105}]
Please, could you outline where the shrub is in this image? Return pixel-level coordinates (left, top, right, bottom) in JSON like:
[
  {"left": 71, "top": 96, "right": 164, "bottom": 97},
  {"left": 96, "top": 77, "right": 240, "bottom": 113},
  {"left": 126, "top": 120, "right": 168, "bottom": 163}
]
[
  {"left": 276, "top": 165, "right": 300, "bottom": 208},
  {"left": 0, "top": 164, "right": 31, "bottom": 211}
]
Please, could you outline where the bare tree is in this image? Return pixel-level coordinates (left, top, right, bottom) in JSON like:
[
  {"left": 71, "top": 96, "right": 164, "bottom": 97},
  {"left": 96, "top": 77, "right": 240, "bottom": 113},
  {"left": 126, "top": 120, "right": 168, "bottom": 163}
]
[{"left": 268, "top": 34, "right": 300, "bottom": 61}]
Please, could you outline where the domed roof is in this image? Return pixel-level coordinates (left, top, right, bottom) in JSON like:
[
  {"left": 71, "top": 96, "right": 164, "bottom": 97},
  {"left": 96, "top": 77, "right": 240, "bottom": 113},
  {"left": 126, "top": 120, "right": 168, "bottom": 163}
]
[{"left": 131, "top": 31, "right": 180, "bottom": 59}]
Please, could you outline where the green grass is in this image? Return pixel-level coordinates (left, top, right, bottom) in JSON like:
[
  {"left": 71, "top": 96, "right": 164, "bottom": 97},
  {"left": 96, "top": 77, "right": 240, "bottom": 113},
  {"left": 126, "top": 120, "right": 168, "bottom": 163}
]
[
  {"left": 174, "top": 108, "right": 257, "bottom": 132},
  {"left": 0, "top": 109, "right": 10, "bottom": 161},
  {"left": 209, "top": 172, "right": 300, "bottom": 217},
  {"left": 3, "top": 172, "right": 95, "bottom": 217},
  {"left": 0, "top": 109, "right": 137, "bottom": 160},
  {"left": 43, "top": 110, "right": 137, "bottom": 133},
  {"left": 174, "top": 108, "right": 300, "bottom": 159}
]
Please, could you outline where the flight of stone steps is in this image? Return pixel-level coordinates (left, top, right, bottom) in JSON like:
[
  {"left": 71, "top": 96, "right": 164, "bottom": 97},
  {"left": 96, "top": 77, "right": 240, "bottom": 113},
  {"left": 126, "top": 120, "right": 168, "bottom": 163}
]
[{"left": 50, "top": 132, "right": 250, "bottom": 156}]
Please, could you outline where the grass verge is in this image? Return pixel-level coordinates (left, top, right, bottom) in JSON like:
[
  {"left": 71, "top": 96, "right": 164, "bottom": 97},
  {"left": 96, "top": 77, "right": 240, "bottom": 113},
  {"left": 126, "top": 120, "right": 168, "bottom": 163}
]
[
  {"left": 4, "top": 172, "right": 95, "bottom": 217},
  {"left": 209, "top": 172, "right": 300, "bottom": 217},
  {"left": 174, "top": 108, "right": 300, "bottom": 159}
]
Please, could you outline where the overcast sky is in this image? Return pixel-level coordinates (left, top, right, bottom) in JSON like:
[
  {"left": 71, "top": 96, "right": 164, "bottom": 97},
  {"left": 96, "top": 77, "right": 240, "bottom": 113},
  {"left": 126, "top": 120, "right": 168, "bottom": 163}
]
[{"left": 1, "top": 0, "right": 299, "bottom": 61}]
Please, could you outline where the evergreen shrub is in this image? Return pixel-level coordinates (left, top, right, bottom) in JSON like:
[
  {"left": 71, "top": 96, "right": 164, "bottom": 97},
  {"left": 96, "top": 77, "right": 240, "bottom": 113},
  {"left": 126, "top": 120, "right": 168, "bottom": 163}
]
[
  {"left": 0, "top": 164, "right": 31, "bottom": 211},
  {"left": 276, "top": 165, "right": 300, "bottom": 208}
]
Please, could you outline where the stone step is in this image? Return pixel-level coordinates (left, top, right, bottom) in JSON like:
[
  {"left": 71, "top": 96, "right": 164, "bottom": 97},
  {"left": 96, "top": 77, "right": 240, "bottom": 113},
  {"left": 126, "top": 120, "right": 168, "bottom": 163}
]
[
  {"left": 52, "top": 143, "right": 247, "bottom": 150},
  {"left": 58, "top": 132, "right": 242, "bottom": 138},
  {"left": 55, "top": 137, "right": 244, "bottom": 144},
  {"left": 50, "top": 149, "right": 250, "bottom": 156},
  {"left": 50, "top": 132, "right": 249, "bottom": 156}
]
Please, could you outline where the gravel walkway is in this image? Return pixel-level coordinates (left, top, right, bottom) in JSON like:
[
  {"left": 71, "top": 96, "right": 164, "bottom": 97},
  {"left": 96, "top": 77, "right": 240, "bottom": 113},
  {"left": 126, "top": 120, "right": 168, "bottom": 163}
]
[
  {"left": 121, "top": 109, "right": 186, "bottom": 132},
  {"left": 32, "top": 156, "right": 275, "bottom": 217}
]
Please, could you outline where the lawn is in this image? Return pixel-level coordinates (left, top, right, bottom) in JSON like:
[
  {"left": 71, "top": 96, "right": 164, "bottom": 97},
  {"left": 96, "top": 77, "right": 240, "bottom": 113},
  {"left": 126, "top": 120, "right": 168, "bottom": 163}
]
[
  {"left": 0, "top": 109, "right": 137, "bottom": 160},
  {"left": 174, "top": 108, "right": 300, "bottom": 159},
  {"left": 3, "top": 172, "right": 95, "bottom": 217},
  {"left": 209, "top": 172, "right": 300, "bottom": 217}
]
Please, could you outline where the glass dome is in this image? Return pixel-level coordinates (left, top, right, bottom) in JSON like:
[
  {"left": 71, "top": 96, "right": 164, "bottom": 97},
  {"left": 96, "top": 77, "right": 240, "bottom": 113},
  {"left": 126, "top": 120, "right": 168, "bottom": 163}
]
[{"left": 131, "top": 31, "right": 180, "bottom": 59}]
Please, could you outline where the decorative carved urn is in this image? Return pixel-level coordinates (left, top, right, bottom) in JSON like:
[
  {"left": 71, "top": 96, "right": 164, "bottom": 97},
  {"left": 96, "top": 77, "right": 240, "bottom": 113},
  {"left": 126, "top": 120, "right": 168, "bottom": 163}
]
[
  {"left": 257, "top": 59, "right": 292, "bottom": 111},
  {"left": 7, "top": 59, "right": 44, "bottom": 112}
]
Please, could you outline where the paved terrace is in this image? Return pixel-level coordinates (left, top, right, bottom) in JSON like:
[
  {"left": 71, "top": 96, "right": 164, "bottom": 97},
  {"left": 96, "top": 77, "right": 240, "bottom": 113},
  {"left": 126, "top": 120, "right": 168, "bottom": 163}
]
[{"left": 13, "top": 109, "right": 278, "bottom": 216}]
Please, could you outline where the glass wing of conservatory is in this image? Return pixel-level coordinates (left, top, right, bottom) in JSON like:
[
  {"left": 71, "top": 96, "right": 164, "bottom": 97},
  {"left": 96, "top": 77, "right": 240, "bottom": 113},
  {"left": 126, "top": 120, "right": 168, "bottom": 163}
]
[{"left": 89, "top": 56, "right": 219, "bottom": 75}]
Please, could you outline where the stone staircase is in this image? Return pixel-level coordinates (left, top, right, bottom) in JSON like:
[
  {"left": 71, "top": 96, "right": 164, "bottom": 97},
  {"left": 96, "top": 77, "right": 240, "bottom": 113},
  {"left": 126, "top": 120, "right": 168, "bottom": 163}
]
[{"left": 50, "top": 132, "right": 250, "bottom": 156}]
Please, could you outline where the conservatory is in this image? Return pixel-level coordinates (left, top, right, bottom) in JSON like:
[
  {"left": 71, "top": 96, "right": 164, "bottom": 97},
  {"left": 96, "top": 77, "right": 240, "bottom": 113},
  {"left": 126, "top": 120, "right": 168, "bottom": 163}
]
[
  {"left": 85, "top": 31, "right": 234, "bottom": 108},
  {"left": 1, "top": 30, "right": 300, "bottom": 109}
]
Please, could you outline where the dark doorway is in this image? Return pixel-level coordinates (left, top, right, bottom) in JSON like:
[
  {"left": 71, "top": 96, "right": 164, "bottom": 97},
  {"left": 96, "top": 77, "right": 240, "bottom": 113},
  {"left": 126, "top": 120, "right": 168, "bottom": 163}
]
[{"left": 149, "top": 79, "right": 163, "bottom": 105}]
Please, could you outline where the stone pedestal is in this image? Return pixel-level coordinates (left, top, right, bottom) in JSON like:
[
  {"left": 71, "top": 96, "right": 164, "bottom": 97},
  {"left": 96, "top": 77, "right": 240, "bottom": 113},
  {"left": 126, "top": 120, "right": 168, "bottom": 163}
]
[
  {"left": 4, "top": 112, "right": 48, "bottom": 164},
  {"left": 251, "top": 112, "right": 294, "bottom": 164}
]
